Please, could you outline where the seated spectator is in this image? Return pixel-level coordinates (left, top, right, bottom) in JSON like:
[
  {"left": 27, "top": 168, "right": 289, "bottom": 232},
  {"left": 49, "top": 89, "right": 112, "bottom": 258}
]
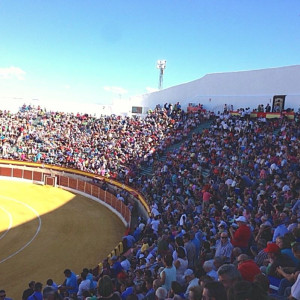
[
  {"left": 155, "top": 287, "right": 167, "bottom": 300},
  {"left": 231, "top": 247, "right": 242, "bottom": 265},
  {"left": 276, "top": 242, "right": 300, "bottom": 297},
  {"left": 217, "top": 264, "right": 241, "bottom": 291},
  {"left": 276, "top": 235, "right": 299, "bottom": 265},
  {"left": 42, "top": 286, "right": 59, "bottom": 300},
  {"left": 144, "top": 278, "right": 155, "bottom": 300},
  {"left": 227, "top": 280, "right": 269, "bottom": 300},
  {"left": 168, "top": 281, "right": 184, "bottom": 300},
  {"left": 252, "top": 238, "right": 268, "bottom": 267},
  {"left": 202, "top": 281, "right": 227, "bottom": 300},
  {"left": 203, "top": 260, "right": 218, "bottom": 281},
  {"left": 272, "top": 214, "right": 289, "bottom": 242},
  {"left": 236, "top": 254, "right": 261, "bottom": 282},
  {"left": 110, "top": 256, "right": 124, "bottom": 278},
  {"left": 252, "top": 274, "right": 271, "bottom": 297},
  {"left": 98, "top": 275, "right": 121, "bottom": 300},
  {"left": 188, "top": 285, "right": 202, "bottom": 300},
  {"left": 45, "top": 279, "right": 58, "bottom": 292},
  {"left": 264, "top": 243, "right": 296, "bottom": 278},
  {"left": 214, "top": 232, "right": 233, "bottom": 262},
  {"left": 183, "top": 269, "right": 199, "bottom": 298}
]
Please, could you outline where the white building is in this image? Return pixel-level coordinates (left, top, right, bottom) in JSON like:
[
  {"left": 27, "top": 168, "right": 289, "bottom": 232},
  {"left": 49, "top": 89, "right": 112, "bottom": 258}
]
[{"left": 121, "top": 65, "right": 300, "bottom": 115}]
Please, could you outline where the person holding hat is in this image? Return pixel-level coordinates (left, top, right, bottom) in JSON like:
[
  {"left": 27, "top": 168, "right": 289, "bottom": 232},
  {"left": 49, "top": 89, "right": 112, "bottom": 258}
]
[{"left": 229, "top": 216, "right": 251, "bottom": 252}]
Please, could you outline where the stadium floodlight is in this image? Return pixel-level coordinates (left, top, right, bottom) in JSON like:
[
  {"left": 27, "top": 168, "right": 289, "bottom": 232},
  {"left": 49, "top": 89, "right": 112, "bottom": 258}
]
[{"left": 156, "top": 60, "right": 166, "bottom": 90}]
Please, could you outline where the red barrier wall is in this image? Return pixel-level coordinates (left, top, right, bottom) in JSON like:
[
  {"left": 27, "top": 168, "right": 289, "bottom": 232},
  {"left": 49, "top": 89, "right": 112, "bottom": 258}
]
[{"left": 0, "top": 162, "right": 132, "bottom": 225}]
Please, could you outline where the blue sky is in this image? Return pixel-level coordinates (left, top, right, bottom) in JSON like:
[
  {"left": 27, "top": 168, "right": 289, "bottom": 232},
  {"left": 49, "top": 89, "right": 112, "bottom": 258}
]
[{"left": 0, "top": 0, "right": 299, "bottom": 108}]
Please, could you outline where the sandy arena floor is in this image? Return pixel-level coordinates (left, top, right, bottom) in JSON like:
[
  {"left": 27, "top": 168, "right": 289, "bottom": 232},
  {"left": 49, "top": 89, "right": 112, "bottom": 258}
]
[{"left": 0, "top": 180, "right": 125, "bottom": 299}]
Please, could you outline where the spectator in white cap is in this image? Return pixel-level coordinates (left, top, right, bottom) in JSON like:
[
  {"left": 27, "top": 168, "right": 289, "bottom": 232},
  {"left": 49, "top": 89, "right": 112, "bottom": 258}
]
[
  {"left": 229, "top": 216, "right": 251, "bottom": 252},
  {"left": 184, "top": 269, "right": 199, "bottom": 298}
]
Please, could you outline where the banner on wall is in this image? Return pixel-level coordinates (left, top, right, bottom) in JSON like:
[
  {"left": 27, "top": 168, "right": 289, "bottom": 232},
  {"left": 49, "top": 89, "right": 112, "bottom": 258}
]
[{"left": 272, "top": 95, "right": 286, "bottom": 112}]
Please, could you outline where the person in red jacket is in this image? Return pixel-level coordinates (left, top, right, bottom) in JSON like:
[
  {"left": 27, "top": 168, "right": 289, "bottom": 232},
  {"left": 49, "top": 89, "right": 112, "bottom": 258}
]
[
  {"left": 229, "top": 216, "right": 251, "bottom": 251},
  {"left": 237, "top": 254, "right": 261, "bottom": 282}
]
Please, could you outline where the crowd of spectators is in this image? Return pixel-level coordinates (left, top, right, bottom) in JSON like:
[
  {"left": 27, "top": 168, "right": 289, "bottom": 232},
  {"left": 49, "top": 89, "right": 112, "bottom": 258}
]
[
  {"left": 0, "top": 104, "right": 209, "bottom": 180},
  {"left": 1, "top": 103, "right": 300, "bottom": 300}
]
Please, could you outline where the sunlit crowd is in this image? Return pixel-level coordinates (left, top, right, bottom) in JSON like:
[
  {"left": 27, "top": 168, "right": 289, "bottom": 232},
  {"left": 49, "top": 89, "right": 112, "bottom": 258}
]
[{"left": 1, "top": 103, "right": 300, "bottom": 300}]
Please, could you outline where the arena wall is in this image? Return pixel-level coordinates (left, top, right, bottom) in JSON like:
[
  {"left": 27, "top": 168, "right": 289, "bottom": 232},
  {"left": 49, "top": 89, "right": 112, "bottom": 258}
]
[{"left": 0, "top": 160, "right": 150, "bottom": 258}]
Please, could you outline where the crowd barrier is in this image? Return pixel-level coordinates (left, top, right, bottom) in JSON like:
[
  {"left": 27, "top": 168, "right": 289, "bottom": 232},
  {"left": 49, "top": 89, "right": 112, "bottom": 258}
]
[{"left": 0, "top": 159, "right": 150, "bottom": 266}]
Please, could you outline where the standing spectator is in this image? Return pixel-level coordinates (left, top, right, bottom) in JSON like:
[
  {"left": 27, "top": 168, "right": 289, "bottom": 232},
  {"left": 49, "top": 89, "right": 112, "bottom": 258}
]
[
  {"left": 183, "top": 233, "right": 197, "bottom": 269},
  {"left": 22, "top": 281, "right": 35, "bottom": 300},
  {"left": 202, "top": 189, "right": 212, "bottom": 210},
  {"left": 160, "top": 254, "right": 176, "bottom": 292},
  {"left": 77, "top": 272, "right": 90, "bottom": 299},
  {"left": 27, "top": 282, "right": 43, "bottom": 300},
  {"left": 229, "top": 216, "right": 251, "bottom": 252},
  {"left": 174, "top": 246, "right": 188, "bottom": 286},
  {"left": 59, "top": 269, "right": 78, "bottom": 297},
  {"left": 0, "top": 290, "right": 12, "bottom": 300}
]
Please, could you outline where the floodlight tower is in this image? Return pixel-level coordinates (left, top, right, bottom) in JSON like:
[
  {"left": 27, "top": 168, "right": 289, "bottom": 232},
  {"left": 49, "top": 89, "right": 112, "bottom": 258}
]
[{"left": 157, "top": 60, "right": 166, "bottom": 90}]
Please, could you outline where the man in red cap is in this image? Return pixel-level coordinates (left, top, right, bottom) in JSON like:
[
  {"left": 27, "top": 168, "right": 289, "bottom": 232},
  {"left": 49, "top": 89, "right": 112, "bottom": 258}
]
[{"left": 264, "top": 243, "right": 296, "bottom": 278}]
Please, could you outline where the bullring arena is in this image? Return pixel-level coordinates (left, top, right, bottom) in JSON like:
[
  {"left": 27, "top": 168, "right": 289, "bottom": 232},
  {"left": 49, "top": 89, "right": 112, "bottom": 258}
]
[{"left": 0, "top": 161, "right": 146, "bottom": 299}]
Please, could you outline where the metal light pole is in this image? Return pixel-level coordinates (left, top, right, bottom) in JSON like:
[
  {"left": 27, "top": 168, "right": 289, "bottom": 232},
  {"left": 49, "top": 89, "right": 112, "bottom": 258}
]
[{"left": 156, "top": 60, "right": 166, "bottom": 90}]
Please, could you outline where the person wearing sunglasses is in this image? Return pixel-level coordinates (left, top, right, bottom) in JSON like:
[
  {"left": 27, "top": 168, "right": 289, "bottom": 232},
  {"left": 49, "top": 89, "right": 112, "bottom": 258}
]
[{"left": 215, "top": 232, "right": 233, "bottom": 263}]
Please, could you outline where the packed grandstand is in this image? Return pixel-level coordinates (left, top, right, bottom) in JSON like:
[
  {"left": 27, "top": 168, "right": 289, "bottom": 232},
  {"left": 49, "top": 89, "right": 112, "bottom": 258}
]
[{"left": 1, "top": 103, "right": 300, "bottom": 300}]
